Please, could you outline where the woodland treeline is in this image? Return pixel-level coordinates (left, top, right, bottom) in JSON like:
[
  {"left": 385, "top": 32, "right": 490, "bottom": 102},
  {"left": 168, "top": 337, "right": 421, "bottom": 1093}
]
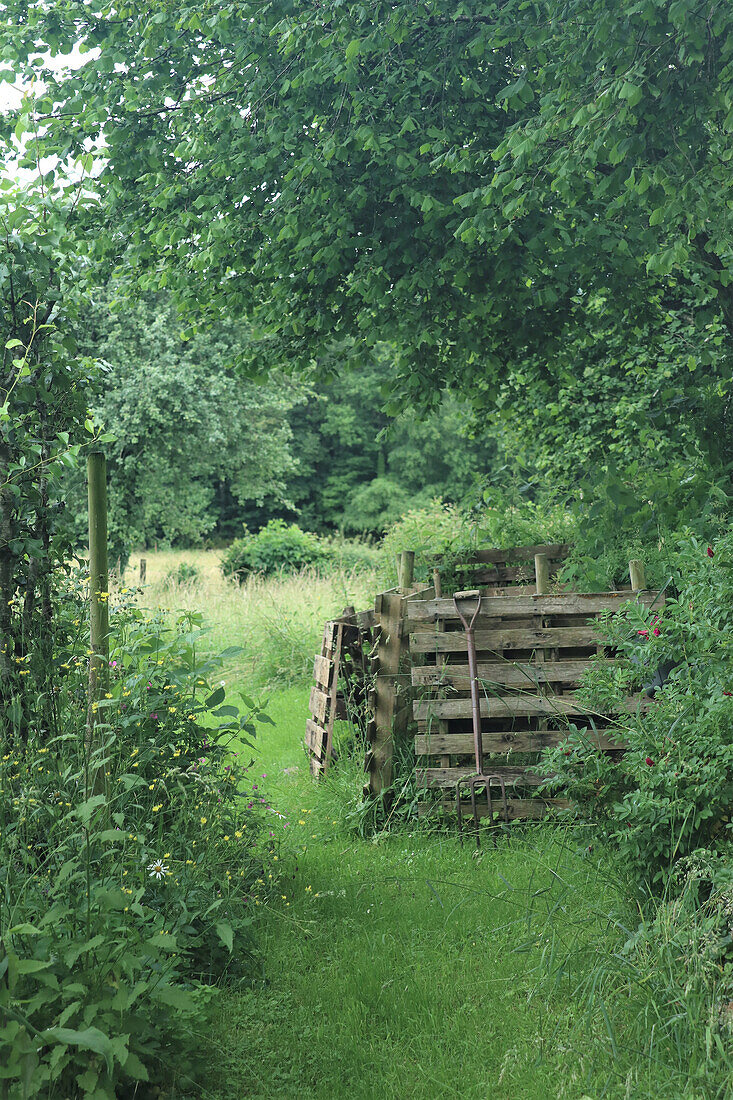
[
  {"left": 75, "top": 279, "right": 730, "bottom": 560},
  {"left": 74, "top": 286, "right": 497, "bottom": 555}
]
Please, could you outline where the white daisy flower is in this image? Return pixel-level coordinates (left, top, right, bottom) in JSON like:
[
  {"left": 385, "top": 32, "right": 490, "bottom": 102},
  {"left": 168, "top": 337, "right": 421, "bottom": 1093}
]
[{"left": 147, "top": 859, "right": 169, "bottom": 880}]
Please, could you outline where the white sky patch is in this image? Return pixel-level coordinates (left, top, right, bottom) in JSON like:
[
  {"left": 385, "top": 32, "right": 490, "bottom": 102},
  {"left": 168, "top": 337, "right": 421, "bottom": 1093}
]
[{"left": 0, "top": 44, "right": 101, "bottom": 183}]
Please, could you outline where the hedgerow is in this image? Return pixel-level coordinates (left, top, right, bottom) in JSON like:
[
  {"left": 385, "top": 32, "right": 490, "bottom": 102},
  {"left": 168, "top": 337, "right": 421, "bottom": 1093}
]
[{"left": 0, "top": 580, "right": 282, "bottom": 1098}]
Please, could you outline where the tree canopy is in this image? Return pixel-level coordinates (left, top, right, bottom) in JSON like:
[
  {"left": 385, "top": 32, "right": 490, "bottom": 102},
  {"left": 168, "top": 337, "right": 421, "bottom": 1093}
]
[{"left": 5, "top": 0, "right": 733, "bottom": 410}]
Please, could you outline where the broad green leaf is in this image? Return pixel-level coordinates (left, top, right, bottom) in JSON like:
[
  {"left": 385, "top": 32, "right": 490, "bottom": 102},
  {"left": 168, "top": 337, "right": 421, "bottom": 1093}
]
[{"left": 216, "top": 921, "right": 234, "bottom": 953}]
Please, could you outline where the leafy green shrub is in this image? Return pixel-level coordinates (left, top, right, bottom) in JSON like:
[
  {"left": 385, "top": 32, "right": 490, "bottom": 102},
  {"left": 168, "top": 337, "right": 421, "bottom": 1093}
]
[
  {"left": 560, "top": 463, "right": 730, "bottom": 591},
  {"left": 541, "top": 532, "right": 733, "bottom": 885},
  {"left": 221, "top": 519, "right": 376, "bottom": 580},
  {"left": 379, "top": 500, "right": 470, "bottom": 586},
  {"left": 320, "top": 536, "right": 380, "bottom": 573},
  {"left": 0, "top": 585, "right": 281, "bottom": 1097},
  {"left": 221, "top": 520, "right": 327, "bottom": 579}
]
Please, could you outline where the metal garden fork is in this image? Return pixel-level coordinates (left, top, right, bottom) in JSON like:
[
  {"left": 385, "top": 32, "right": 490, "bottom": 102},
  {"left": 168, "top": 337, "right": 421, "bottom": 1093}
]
[{"left": 452, "top": 589, "right": 509, "bottom": 847}]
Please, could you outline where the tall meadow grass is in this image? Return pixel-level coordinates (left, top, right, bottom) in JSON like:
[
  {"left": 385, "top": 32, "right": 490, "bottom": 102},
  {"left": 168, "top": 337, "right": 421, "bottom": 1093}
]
[{"left": 124, "top": 550, "right": 381, "bottom": 691}]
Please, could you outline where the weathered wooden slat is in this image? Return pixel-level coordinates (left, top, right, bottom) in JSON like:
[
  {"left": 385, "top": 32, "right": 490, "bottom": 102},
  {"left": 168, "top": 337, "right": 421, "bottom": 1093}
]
[
  {"left": 309, "top": 686, "right": 330, "bottom": 725},
  {"left": 413, "top": 694, "right": 647, "bottom": 721},
  {"left": 313, "top": 654, "right": 333, "bottom": 690},
  {"left": 476, "top": 586, "right": 537, "bottom": 596},
  {"left": 407, "top": 591, "right": 660, "bottom": 621},
  {"left": 415, "top": 729, "right": 626, "bottom": 754},
  {"left": 418, "top": 797, "right": 570, "bottom": 821},
  {"left": 309, "top": 756, "right": 324, "bottom": 778},
  {"left": 454, "top": 564, "right": 563, "bottom": 584},
  {"left": 455, "top": 565, "right": 534, "bottom": 583},
  {"left": 411, "top": 658, "right": 606, "bottom": 689},
  {"left": 417, "top": 766, "right": 550, "bottom": 788},
  {"left": 305, "top": 719, "right": 326, "bottom": 755},
  {"left": 309, "top": 687, "right": 347, "bottom": 727},
  {"left": 438, "top": 543, "right": 571, "bottom": 566},
  {"left": 370, "top": 591, "right": 409, "bottom": 794},
  {"left": 409, "top": 626, "right": 603, "bottom": 651}
]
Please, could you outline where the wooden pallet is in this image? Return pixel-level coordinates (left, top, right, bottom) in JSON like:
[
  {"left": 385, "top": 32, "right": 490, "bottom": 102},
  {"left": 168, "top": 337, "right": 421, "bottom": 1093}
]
[
  {"left": 365, "top": 585, "right": 433, "bottom": 794},
  {"left": 305, "top": 607, "right": 378, "bottom": 778},
  {"left": 408, "top": 586, "right": 663, "bottom": 821},
  {"left": 434, "top": 542, "right": 572, "bottom": 596}
]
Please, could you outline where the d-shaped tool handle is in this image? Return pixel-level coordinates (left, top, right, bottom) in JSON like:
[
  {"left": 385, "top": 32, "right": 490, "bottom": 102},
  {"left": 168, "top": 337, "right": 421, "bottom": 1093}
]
[{"left": 452, "top": 589, "right": 481, "bottom": 631}]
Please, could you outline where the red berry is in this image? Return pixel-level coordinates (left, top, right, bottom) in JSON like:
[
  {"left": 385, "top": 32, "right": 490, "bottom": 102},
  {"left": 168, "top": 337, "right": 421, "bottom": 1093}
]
[{"left": 645, "top": 757, "right": 654, "bottom": 766}]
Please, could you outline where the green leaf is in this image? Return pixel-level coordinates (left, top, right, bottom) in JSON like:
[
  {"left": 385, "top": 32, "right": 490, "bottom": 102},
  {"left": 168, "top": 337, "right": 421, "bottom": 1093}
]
[
  {"left": 122, "top": 1050, "right": 149, "bottom": 1081},
  {"left": 40, "top": 1026, "right": 117, "bottom": 1074},
  {"left": 12, "top": 959, "right": 51, "bottom": 974},
  {"left": 205, "top": 686, "right": 226, "bottom": 708},
  {"left": 153, "top": 984, "right": 196, "bottom": 1010},
  {"left": 345, "top": 39, "right": 361, "bottom": 62},
  {"left": 216, "top": 921, "right": 234, "bottom": 952},
  {"left": 73, "top": 794, "right": 107, "bottom": 824},
  {"left": 619, "top": 81, "right": 643, "bottom": 107}
]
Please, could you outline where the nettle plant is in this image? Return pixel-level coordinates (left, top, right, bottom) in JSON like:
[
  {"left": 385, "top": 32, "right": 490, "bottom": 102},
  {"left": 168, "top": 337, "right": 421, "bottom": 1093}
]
[
  {"left": 542, "top": 532, "right": 733, "bottom": 886},
  {"left": 0, "top": 584, "right": 282, "bottom": 1098}
]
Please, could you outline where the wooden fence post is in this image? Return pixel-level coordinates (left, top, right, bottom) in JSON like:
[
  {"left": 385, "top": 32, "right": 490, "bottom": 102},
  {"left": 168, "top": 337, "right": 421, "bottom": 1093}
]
[
  {"left": 87, "top": 452, "right": 109, "bottom": 797},
  {"left": 629, "top": 559, "right": 646, "bottom": 592},
  {"left": 397, "top": 550, "right": 415, "bottom": 591},
  {"left": 139, "top": 557, "right": 147, "bottom": 584},
  {"left": 534, "top": 553, "right": 550, "bottom": 595}
]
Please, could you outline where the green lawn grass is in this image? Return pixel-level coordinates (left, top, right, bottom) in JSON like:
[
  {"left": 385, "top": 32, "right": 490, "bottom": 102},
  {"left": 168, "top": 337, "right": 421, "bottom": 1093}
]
[
  {"left": 133, "top": 556, "right": 730, "bottom": 1100},
  {"left": 200, "top": 688, "right": 638, "bottom": 1100}
]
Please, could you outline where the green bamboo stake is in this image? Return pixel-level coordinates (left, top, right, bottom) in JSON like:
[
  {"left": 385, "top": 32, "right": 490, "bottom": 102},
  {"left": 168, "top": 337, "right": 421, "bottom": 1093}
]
[{"left": 86, "top": 452, "right": 109, "bottom": 796}]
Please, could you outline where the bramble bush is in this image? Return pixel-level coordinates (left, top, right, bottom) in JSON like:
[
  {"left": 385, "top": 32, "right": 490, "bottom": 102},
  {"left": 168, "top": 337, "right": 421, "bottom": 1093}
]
[
  {"left": 0, "top": 579, "right": 282, "bottom": 1098},
  {"left": 541, "top": 531, "right": 733, "bottom": 886}
]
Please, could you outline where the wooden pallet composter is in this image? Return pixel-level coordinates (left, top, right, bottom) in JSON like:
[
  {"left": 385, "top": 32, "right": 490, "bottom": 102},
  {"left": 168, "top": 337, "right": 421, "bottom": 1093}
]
[
  {"left": 304, "top": 606, "right": 378, "bottom": 778},
  {"left": 408, "top": 555, "right": 661, "bottom": 823}
]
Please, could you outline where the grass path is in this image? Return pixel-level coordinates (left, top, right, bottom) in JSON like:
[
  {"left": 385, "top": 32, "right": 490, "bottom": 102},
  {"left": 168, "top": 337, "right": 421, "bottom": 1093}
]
[{"left": 204, "top": 688, "right": 636, "bottom": 1100}]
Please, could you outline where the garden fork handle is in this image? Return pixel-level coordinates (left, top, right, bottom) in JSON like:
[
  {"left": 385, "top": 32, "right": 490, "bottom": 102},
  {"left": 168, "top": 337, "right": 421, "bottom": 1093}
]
[{"left": 453, "top": 590, "right": 483, "bottom": 772}]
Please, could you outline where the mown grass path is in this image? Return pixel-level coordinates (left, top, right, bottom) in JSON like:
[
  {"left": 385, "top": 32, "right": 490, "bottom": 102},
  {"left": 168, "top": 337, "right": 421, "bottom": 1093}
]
[{"left": 206, "top": 688, "right": 630, "bottom": 1100}]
